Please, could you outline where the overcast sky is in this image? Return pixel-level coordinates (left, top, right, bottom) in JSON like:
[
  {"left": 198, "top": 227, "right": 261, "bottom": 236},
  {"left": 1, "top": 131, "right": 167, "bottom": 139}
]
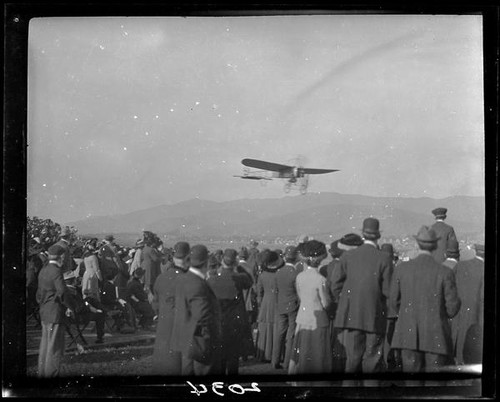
[{"left": 27, "top": 15, "right": 485, "bottom": 224}]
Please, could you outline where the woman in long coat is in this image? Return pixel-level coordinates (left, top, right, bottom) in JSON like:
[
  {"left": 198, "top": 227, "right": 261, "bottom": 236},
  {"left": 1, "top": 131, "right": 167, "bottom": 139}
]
[
  {"left": 255, "top": 250, "right": 282, "bottom": 362},
  {"left": 288, "top": 240, "right": 333, "bottom": 374}
]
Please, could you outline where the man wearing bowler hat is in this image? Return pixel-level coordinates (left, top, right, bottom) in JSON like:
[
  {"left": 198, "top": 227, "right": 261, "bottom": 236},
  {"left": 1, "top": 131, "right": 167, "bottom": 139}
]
[
  {"left": 171, "top": 245, "right": 222, "bottom": 375},
  {"left": 451, "top": 243, "right": 484, "bottom": 365},
  {"left": 152, "top": 242, "right": 191, "bottom": 375},
  {"left": 332, "top": 218, "right": 393, "bottom": 378},
  {"left": 430, "top": 207, "right": 457, "bottom": 263},
  {"left": 389, "top": 226, "right": 461, "bottom": 375},
  {"left": 36, "top": 244, "right": 76, "bottom": 377}
]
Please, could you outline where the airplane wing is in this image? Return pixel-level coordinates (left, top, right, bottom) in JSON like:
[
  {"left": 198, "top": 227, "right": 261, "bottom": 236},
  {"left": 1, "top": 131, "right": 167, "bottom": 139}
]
[
  {"left": 302, "top": 168, "right": 340, "bottom": 175},
  {"left": 233, "top": 175, "right": 273, "bottom": 181},
  {"left": 241, "top": 158, "right": 292, "bottom": 172}
]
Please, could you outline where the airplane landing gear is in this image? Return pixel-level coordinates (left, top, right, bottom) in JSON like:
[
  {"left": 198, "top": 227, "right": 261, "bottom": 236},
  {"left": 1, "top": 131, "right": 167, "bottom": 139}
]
[
  {"left": 299, "top": 185, "right": 308, "bottom": 195},
  {"left": 284, "top": 183, "right": 291, "bottom": 193}
]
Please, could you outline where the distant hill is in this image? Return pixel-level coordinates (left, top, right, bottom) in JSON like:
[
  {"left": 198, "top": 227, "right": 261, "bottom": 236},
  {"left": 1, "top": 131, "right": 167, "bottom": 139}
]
[{"left": 66, "top": 192, "right": 485, "bottom": 241}]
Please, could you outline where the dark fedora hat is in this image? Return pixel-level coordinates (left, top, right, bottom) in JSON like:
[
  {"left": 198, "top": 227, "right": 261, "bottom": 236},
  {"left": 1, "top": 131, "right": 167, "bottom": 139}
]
[
  {"left": 362, "top": 218, "right": 381, "bottom": 237},
  {"left": 104, "top": 234, "right": 115, "bottom": 242},
  {"left": 174, "top": 241, "right": 190, "bottom": 258},
  {"left": 223, "top": 248, "right": 238, "bottom": 266},
  {"left": 432, "top": 207, "right": 448, "bottom": 218},
  {"left": 190, "top": 244, "right": 209, "bottom": 267},
  {"left": 414, "top": 226, "right": 440, "bottom": 243}
]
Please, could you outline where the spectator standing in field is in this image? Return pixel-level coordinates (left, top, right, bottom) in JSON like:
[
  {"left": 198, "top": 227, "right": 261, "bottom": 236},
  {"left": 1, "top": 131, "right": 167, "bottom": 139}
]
[
  {"left": 288, "top": 240, "right": 332, "bottom": 375},
  {"left": 246, "top": 240, "right": 260, "bottom": 280},
  {"left": 207, "top": 249, "right": 253, "bottom": 375},
  {"left": 442, "top": 239, "right": 460, "bottom": 271},
  {"left": 152, "top": 241, "right": 190, "bottom": 375},
  {"left": 127, "top": 268, "right": 155, "bottom": 331},
  {"left": 451, "top": 244, "right": 484, "bottom": 365},
  {"left": 36, "top": 244, "right": 76, "bottom": 377},
  {"left": 389, "top": 226, "right": 461, "bottom": 376},
  {"left": 332, "top": 218, "right": 393, "bottom": 379},
  {"left": 81, "top": 240, "right": 102, "bottom": 302},
  {"left": 430, "top": 207, "right": 457, "bottom": 263},
  {"left": 53, "top": 226, "right": 75, "bottom": 274},
  {"left": 255, "top": 250, "right": 283, "bottom": 362},
  {"left": 170, "top": 245, "right": 222, "bottom": 376},
  {"left": 141, "top": 238, "right": 162, "bottom": 296},
  {"left": 238, "top": 247, "right": 258, "bottom": 331},
  {"left": 98, "top": 235, "right": 121, "bottom": 283},
  {"left": 272, "top": 245, "right": 300, "bottom": 370},
  {"left": 129, "top": 239, "right": 144, "bottom": 276}
]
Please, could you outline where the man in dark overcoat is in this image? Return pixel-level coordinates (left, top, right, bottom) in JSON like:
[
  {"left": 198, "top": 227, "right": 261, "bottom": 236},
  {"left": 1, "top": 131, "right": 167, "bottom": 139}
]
[
  {"left": 127, "top": 268, "right": 155, "bottom": 330},
  {"left": 430, "top": 207, "right": 457, "bottom": 263},
  {"left": 332, "top": 218, "right": 393, "bottom": 376},
  {"left": 207, "top": 248, "right": 253, "bottom": 375},
  {"left": 151, "top": 241, "right": 190, "bottom": 375},
  {"left": 36, "top": 244, "right": 76, "bottom": 377},
  {"left": 272, "top": 245, "right": 299, "bottom": 370},
  {"left": 238, "top": 247, "right": 258, "bottom": 330},
  {"left": 98, "top": 235, "right": 121, "bottom": 283},
  {"left": 451, "top": 243, "right": 484, "bottom": 365},
  {"left": 170, "top": 245, "right": 222, "bottom": 376},
  {"left": 389, "top": 226, "right": 461, "bottom": 373}
]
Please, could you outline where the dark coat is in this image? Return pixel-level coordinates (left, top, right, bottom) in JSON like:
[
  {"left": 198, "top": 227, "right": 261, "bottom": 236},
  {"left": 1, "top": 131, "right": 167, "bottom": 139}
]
[
  {"left": 141, "top": 245, "right": 162, "bottom": 291},
  {"left": 451, "top": 257, "right": 484, "bottom": 364},
  {"left": 98, "top": 243, "right": 120, "bottom": 280},
  {"left": 256, "top": 269, "right": 278, "bottom": 323},
  {"left": 275, "top": 263, "right": 300, "bottom": 314},
  {"left": 36, "top": 262, "right": 74, "bottom": 324},
  {"left": 389, "top": 253, "right": 461, "bottom": 356},
  {"left": 127, "top": 277, "right": 148, "bottom": 303},
  {"left": 152, "top": 265, "right": 186, "bottom": 374},
  {"left": 207, "top": 267, "right": 253, "bottom": 358},
  {"left": 170, "top": 270, "right": 221, "bottom": 366},
  {"left": 430, "top": 221, "right": 457, "bottom": 263},
  {"left": 239, "top": 260, "right": 258, "bottom": 313},
  {"left": 332, "top": 243, "right": 393, "bottom": 334}
]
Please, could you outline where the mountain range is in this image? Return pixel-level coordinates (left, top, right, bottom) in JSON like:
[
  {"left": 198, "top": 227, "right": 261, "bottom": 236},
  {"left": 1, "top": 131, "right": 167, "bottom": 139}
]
[{"left": 67, "top": 192, "right": 485, "bottom": 241}]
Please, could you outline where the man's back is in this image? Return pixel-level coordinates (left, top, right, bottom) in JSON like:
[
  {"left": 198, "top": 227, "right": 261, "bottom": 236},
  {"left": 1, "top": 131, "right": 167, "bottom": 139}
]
[
  {"left": 37, "top": 263, "right": 68, "bottom": 324},
  {"left": 333, "top": 244, "right": 393, "bottom": 334},
  {"left": 275, "top": 263, "right": 299, "bottom": 314},
  {"left": 390, "top": 253, "right": 461, "bottom": 355},
  {"left": 431, "top": 221, "right": 457, "bottom": 263}
]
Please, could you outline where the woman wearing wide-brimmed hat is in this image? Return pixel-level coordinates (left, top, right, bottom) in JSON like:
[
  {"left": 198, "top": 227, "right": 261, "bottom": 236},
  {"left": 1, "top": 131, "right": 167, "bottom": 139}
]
[
  {"left": 288, "top": 240, "right": 333, "bottom": 375},
  {"left": 255, "top": 249, "right": 283, "bottom": 362}
]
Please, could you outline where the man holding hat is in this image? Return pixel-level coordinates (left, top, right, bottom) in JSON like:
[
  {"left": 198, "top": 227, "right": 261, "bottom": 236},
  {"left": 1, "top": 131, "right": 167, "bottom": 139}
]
[
  {"left": 430, "top": 207, "right": 458, "bottom": 263},
  {"left": 207, "top": 249, "right": 253, "bottom": 375},
  {"left": 36, "top": 244, "right": 76, "bottom": 377},
  {"left": 451, "top": 243, "right": 484, "bottom": 365},
  {"left": 170, "top": 245, "right": 222, "bottom": 375},
  {"left": 152, "top": 242, "right": 190, "bottom": 375},
  {"left": 272, "top": 245, "right": 300, "bottom": 370},
  {"left": 332, "top": 218, "right": 393, "bottom": 378},
  {"left": 389, "top": 226, "right": 461, "bottom": 375}
]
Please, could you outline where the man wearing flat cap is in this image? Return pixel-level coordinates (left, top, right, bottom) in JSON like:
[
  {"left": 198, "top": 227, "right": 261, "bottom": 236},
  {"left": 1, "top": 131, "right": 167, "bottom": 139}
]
[
  {"left": 430, "top": 207, "right": 457, "bottom": 263},
  {"left": 171, "top": 245, "right": 222, "bottom": 375},
  {"left": 331, "top": 218, "right": 393, "bottom": 379},
  {"left": 272, "top": 245, "right": 300, "bottom": 370},
  {"left": 151, "top": 241, "right": 190, "bottom": 375},
  {"left": 207, "top": 249, "right": 253, "bottom": 374},
  {"left": 36, "top": 244, "right": 76, "bottom": 377},
  {"left": 389, "top": 226, "right": 461, "bottom": 376},
  {"left": 451, "top": 243, "right": 484, "bottom": 365}
]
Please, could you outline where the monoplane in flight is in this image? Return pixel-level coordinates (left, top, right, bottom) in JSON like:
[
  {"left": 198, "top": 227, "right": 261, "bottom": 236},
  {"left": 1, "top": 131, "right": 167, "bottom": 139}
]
[{"left": 234, "top": 158, "right": 339, "bottom": 194}]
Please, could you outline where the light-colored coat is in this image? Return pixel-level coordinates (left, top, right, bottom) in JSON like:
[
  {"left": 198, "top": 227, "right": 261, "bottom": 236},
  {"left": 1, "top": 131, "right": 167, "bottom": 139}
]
[{"left": 295, "top": 267, "right": 330, "bottom": 329}]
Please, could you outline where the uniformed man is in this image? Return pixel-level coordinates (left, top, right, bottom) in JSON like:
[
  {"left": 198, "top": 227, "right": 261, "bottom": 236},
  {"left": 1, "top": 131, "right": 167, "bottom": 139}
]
[{"left": 430, "top": 207, "right": 457, "bottom": 263}]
